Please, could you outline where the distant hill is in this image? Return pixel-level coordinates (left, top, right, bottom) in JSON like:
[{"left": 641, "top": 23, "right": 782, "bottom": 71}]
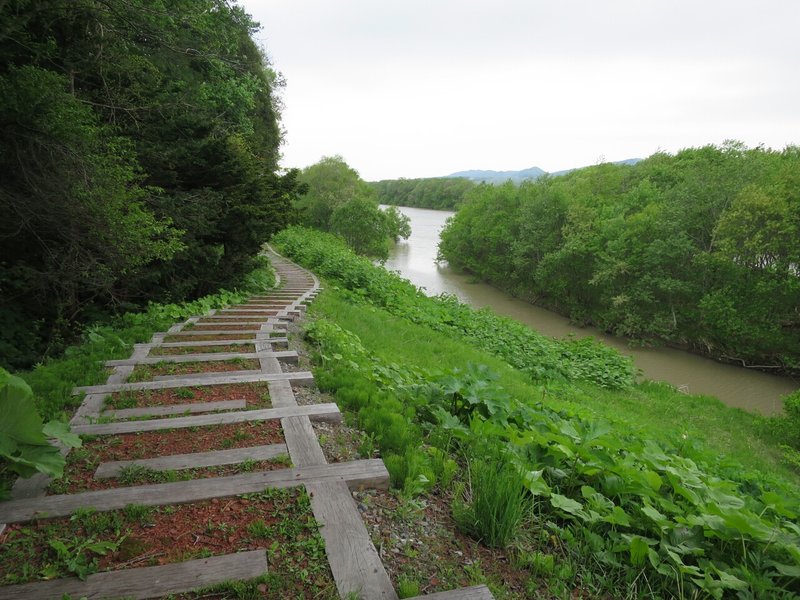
[
  {"left": 447, "top": 166, "right": 546, "bottom": 184},
  {"left": 445, "top": 159, "right": 641, "bottom": 183}
]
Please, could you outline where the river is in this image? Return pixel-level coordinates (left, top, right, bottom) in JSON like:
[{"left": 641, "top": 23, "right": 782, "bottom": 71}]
[{"left": 382, "top": 206, "right": 798, "bottom": 415}]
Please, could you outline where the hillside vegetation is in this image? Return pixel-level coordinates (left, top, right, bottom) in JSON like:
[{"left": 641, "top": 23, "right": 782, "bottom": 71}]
[
  {"left": 275, "top": 226, "right": 800, "bottom": 599},
  {"left": 0, "top": 0, "right": 299, "bottom": 369},
  {"left": 439, "top": 143, "right": 800, "bottom": 373}
]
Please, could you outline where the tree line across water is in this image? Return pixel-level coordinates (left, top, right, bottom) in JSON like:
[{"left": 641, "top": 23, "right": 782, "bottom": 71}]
[
  {"left": 371, "top": 176, "right": 475, "bottom": 210},
  {"left": 439, "top": 142, "right": 800, "bottom": 373}
]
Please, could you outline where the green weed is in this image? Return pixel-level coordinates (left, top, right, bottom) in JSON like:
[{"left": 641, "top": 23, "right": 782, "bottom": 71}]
[{"left": 452, "top": 460, "right": 528, "bottom": 549}]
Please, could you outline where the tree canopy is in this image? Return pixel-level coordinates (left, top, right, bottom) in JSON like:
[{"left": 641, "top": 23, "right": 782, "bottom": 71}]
[
  {"left": 296, "top": 156, "right": 410, "bottom": 259},
  {"left": 439, "top": 142, "right": 800, "bottom": 372},
  {"left": 0, "top": 0, "right": 301, "bottom": 369},
  {"left": 371, "top": 177, "right": 475, "bottom": 210}
]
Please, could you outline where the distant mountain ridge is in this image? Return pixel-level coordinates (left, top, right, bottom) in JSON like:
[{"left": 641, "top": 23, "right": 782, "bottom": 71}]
[{"left": 446, "top": 158, "right": 640, "bottom": 183}]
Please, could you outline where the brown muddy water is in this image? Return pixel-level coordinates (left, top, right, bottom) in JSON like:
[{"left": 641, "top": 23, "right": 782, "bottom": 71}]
[{"left": 382, "top": 206, "right": 798, "bottom": 415}]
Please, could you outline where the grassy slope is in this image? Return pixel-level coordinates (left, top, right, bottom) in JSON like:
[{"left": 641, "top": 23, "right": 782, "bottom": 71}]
[{"left": 313, "top": 290, "right": 799, "bottom": 488}]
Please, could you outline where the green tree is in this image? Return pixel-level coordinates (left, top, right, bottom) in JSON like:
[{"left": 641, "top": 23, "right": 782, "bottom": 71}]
[
  {"left": 438, "top": 144, "right": 800, "bottom": 371},
  {"left": 0, "top": 0, "right": 298, "bottom": 368},
  {"left": 297, "top": 156, "right": 409, "bottom": 258}
]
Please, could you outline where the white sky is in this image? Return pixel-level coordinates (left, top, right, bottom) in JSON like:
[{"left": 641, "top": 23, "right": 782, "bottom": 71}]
[{"left": 239, "top": 0, "right": 800, "bottom": 181}]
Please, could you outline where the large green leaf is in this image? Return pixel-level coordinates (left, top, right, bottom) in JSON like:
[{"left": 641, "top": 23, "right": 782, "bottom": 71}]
[
  {"left": 0, "top": 368, "right": 48, "bottom": 445},
  {"left": 550, "top": 493, "right": 584, "bottom": 516},
  {"left": 3, "top": 444, "right": 65, "bottom": 477},
  {"left": 43, "top": 420, "right": 82, "bottom": 448}
]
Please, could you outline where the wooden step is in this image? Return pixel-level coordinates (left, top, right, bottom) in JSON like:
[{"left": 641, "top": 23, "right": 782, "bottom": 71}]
[
  {"left": 407, "top": 585, "right": 495, "bottom": 599},
  {"left": 0, "top": 550, "right": 267, "bottom": 600},
  {"left": 0, "top": 459, "right": 390, "bottom": 524},
  {"left": 102, "top": 399, "right": 246, "bottom": 420},
  {"left": 73, "top": 402, "right": 341, "bottom": 435},
  {"left": 94, "top": 443, "right": 289, "bottom": 478},
  {"left": 106, "top": 350, "right": 298, "bottom": 366},
  {"left": 73, "top": 370, "right": 313, "bottom": 395}
]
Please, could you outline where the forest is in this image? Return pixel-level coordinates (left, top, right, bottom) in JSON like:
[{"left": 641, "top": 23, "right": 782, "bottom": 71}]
[
  {"left": 439, "top": 143, "right": 800, "bottom": 373},
  {"left": 0, "top": 0, "right": 301, "bottom": 370},
  {"left": 371, "top": 176, "right": 475, "bottom": 210}
]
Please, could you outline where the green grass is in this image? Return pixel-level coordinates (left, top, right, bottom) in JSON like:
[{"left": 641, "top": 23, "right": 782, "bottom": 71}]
[{"left": 312, "top": 290, "right": 798, "bottom": 486}]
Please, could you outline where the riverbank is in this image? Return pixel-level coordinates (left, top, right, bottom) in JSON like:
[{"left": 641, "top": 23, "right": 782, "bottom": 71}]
[
  {"left": 383, "top": 205, "right": 799, "bottom": 415},
  {"left": 275, "top": 226, "right": 800, "bottom": 598}
]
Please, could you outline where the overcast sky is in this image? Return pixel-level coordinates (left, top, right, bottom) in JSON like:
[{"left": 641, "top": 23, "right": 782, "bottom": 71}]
[{"left": 239, "top": 0, "right": 800, "bottom": 181}]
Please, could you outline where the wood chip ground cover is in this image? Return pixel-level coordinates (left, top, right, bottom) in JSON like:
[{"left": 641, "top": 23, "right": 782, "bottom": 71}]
[
  {"left": 0, "top": 488, "right": 336, "bottom": 596},
  {"left": 106, "top": 382, "right": 272, "bottom": 409},
  {"left": 69, "top": 421, "right": 284, "bottom": 464},
  {"left": 148, "top": 344, "right": 257, "bottom": 356},
  {"left": 127, "top": 358, "right": 261, "bottom": 381}
]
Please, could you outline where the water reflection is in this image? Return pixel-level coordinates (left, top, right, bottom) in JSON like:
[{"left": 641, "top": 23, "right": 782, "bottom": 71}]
[{"left": 383, "top": 206, "right": 798, "bottom": 415}]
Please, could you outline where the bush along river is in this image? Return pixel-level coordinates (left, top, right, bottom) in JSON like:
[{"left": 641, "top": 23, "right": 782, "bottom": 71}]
[{"left": 383, "top": 206, "right": 798, "bottom": 415}]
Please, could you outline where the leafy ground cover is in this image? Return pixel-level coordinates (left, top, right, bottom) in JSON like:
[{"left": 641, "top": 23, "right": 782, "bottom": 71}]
[
  {"left": 275, "top": 227, "right": 635, "bottom": 390},
  {"left": 276, "top": 227, "right": 800, "bottom": 599}
]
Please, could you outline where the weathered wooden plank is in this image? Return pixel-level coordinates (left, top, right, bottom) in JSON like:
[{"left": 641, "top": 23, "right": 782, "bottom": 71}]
[
  {"left": 70, "top": 392, "right": 109, "bottom": 425},
  {"left": 73, "top": 370, "right": 313, "bottom": 395},
  {"left": 307, "top": 481, "right": 398, "bottom": 600},
  {"left": 259, "top": 356, "right": 282, "bottom": 374},
  {"left": 73, "top": 402, "right": 341, "bottom": 435},
  {"left": 0, "top": 459, "right": 389, "bottom": 523},
  {"left": 197, "top": 314, "right": 276, "bottom": 319},
  {"left": 106, "top": 350, "right": 298, "bottom": 366},
  {"left": 148, "top": 338, "right": 287, "bottom": 349},
  {"left": 103, "top": 399, "right": 246, "bottom": 419},
  {"left": 267, "top": 379, "right": 297, "bottom": 408},
  {"left": 161, "top": 329, "right": 259, "bottom": 337},
  {"left": 406, "top": 586, "right": 495, "bottom": 600},
  {"left": 94, "top": 443, "right": 289, "bottom": 478},
  {"left": 282, "top": 416, "right": 326, "bottom": 467},
  {"left": 190, "top": 322, "right": 262, "bottom": 328},
  {"left": 151, "top": 369, "right": 262, "bottom": 382},
  {"left": 0, "top": 550, "right": 267, "bottom": 600},
  {"left": 218, "top": 307, "right": 283, "bottom": 312}
]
